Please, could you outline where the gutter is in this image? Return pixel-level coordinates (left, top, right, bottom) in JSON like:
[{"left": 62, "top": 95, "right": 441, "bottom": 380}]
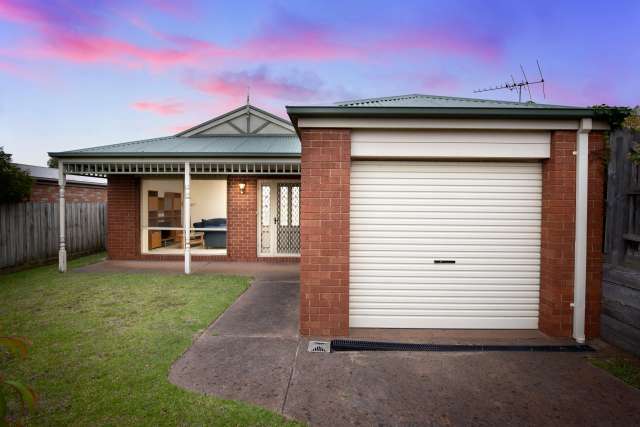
[
  {"left": 48, "top": 151, "right": 301, "bottom": 159},
  {"left": 286, "top": 105, "right": 597, "bottom": 123}
]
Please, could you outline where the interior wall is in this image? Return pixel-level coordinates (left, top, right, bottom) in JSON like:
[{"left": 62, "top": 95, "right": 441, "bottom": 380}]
[{"left": 191, "top": 179, "right": 227, "bottom": 221}]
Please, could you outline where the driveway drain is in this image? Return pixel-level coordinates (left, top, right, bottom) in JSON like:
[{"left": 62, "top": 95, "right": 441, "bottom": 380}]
[
  {"left": 308, "top": 341, "right": 331, "bottom": 353},
  {"left": 331, "top": 340, "right": 595, "bottom": 353}
]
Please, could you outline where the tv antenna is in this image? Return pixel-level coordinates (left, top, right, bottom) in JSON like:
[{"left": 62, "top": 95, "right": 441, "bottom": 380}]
[{"left": 473, "top": 60, "right": 546, "bottom": 102}]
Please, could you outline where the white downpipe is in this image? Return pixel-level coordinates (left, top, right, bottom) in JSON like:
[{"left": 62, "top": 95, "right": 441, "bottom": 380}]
[
  {"left": 573, "top": 118, "right": 591, "bottom": 343},
  {"left": 58, "top": 160, "right": 67, "bottom": 273},
  {"left": 184, "top": 162, "right": 191, "bottom": 274}
]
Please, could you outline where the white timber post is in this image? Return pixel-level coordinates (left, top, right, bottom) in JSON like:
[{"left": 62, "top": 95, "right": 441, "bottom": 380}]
[
  {"left": 184, "top": 162, "right": 191, "bottom": 274},
  {"left": 572, "top": 117, "right": 591, "bottom": 343},
  {"left": 58, "top": 160, "right": 67, "bottom": 273}
]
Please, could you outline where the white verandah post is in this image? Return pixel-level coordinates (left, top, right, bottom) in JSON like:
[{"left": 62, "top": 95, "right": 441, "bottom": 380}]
[
  {"left": 184, "top": 162, "right": 191, "bottom": 274},
  {"left": 58, "top": 160, "right": 67, "bottom": 272}
]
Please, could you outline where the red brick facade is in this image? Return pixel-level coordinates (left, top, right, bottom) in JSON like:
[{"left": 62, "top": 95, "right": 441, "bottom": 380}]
[
  {"left": 106, "top": 174, "right": 298, "bottom": 263},
  {"left": 299, "top": 129, "right": 351, "bottom": 336},
  {"left": 538, "top": 131, "right": 605, "bottom": 338},
  {"left": 107, "top": 176, "right": 140, "bottom": 260},
  {"left": 30, "top": 181, "right": 107, "bottom": 203}
]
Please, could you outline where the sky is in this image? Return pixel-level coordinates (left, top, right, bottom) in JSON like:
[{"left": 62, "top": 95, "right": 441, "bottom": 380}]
[{"left": 0, "top": 0, "right": 638, "bottom": 166}]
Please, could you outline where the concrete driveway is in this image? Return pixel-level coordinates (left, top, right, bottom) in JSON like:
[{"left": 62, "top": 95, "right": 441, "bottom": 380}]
[{"left": 168, "top": 265, "right": 640, "bottom": 426}]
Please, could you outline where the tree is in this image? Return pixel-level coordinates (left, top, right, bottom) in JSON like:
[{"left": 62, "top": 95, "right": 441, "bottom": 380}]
[
  {"left": 47, "top": 157, "right": 58, "bottom": 168},
  {"left": 0, "top": 147, "right": 33, "bottom": 204}
]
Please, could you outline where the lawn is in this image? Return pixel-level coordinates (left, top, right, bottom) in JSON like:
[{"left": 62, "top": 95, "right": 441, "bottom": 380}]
[
  {"left": 0, "top": 254, "right": 298, "bottom": 426},
  {"left": 590, "top": 356, "right": 640, "bottom": 390}
]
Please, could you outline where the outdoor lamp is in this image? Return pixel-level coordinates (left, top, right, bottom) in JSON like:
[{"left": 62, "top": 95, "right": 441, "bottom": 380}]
[{"left": 239, "top": 182, "right": 246, "bottom": 194}]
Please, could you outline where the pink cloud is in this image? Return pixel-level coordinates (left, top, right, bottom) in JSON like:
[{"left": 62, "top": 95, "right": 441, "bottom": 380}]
[
  {"left": 543, "top": 81, "right": 619, "bottom": 107},
  {"left": 0, "top": 0, "right": 223, "bottom": 69},
  {"left": 28, "top": 31, "right": 208, "bottom": 68},
  {"left": 169, "top": 123, "right": 193, "bottom": 133},
  {"left": 186, "top": 67, "right": 320, "bottom": 101},
  {"left": 132, "top": 100, "right": 184, "bottom": 115},
  {"left": 422, "top": 73, "right": 460, "bottom": 92},
  {"left": 0, "top": 1, "right": 51, "bottom": 27},
  {"left": 143, "top": 0, "right": 197, "bottom": 20},
  {"left": 242, "top": 30, "right": 359, "bottom": 62},
  {"left": 374, "top": 27, "right": 503, "bottom": 63}
]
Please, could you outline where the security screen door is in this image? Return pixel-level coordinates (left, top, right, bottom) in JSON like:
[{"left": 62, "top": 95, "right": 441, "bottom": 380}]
[{"left": 259, "top": 181, "right": 300, "bottom": 256}]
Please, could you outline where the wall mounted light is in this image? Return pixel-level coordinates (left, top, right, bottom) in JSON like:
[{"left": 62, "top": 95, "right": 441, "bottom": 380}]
[{"left": 238, "top": 182, "right": 246, "bottom": 194}]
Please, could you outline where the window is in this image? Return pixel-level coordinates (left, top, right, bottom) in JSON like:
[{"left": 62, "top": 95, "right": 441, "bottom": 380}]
[{"left": 141, "top": 178, "right": 227, "bottom": 254}]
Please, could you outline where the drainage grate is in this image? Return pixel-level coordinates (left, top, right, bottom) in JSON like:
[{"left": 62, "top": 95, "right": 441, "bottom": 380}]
[
  {"left": 308, "top": 341, "right": 331, "bottom": 353},
  {"left": 331, "top": 340, "right": 595, "bottom": 353}
]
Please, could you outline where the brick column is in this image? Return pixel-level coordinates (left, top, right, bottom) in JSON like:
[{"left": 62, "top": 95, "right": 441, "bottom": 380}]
[
  {"left": 227, "top": 176, "right": 258, "bottom": 261},
  {"left": 107, "top": 175, "right": 140, "bottom": 259},
  {"left": 299, "top": 128, "right": 351, "bottom": 337},
  {"left": 539, "top": 131, "right": 605, "bottom": 338}
]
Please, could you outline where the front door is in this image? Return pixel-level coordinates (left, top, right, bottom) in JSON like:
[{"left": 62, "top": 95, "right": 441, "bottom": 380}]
[{"left": 259, "top": 181, "right": 300, "bottom": 256}]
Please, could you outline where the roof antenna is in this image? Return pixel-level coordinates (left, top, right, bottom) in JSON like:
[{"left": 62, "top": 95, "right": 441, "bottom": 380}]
[
  {"left": 473, "top": 60, "right": 546, "bottom": 102},
  {"left": 246, "top": 85, "right": 250, "bottom": 105}
]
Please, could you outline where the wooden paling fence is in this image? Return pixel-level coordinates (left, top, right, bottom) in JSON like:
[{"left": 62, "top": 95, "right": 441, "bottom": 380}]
[
  {"left": 602, "top": 129, "right": 640, "bottom": 356},
  {"left": 0, "top": 202, "right": 106, "bottom": 270}
]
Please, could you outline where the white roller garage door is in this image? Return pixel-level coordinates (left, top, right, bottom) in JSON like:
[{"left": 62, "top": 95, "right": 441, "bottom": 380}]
[{"left": 349, "top": 161, "right": 542, "bottom": 329}]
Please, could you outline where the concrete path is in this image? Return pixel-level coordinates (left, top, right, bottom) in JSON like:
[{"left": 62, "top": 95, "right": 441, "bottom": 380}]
[
  {"left": 83, "top": 261, "right": 640, "bottom": 426},
  {"left": 169, "top": 268, "right": 301, "bottom": 411}
]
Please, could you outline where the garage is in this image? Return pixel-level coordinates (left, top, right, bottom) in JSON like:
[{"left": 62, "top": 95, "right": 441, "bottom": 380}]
[
  {"left": 349, "top": 160, "right": 542, "bottom": 329},
  {"left": 288, "top": 93, "right": 607, "bottom": 339}
]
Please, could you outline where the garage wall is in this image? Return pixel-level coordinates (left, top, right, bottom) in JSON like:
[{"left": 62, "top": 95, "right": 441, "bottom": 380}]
[
  {"left": 350, "top": 161, "right": 542, "bottom": 329},
  {"left": 299, "top": 128, "right": 351, "bottom": 337}
]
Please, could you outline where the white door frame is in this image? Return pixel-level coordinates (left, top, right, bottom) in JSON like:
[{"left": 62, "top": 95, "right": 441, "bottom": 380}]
[{"left": 257, "top": 179, "right": 301, "bottom": 257}]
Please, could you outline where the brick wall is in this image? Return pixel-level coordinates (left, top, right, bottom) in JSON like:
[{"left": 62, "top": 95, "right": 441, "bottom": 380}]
[
  {"left": 107, "top": 175, "right": 140, "bottom": 259},
  {"left": 227, "top": 176, "right": 258, "bottom": 261},
  {"left": 30, "top": 181, "right": 107, "bottom": 203},
  {"left": 539, "top": 130, "right": 605, "bottom": 338},
  {"left": 299, "top": 128, "right": 351, "bottom": 337}
]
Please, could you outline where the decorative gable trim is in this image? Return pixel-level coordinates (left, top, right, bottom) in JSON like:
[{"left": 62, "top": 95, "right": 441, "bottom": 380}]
[{"left": 178, "top": 104, "right": 295, "bottom": 137}]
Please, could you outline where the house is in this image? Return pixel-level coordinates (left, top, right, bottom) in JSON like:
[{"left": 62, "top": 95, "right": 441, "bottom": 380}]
[
  {"left": 16, "top": 163, "right": 107, "bottom": 203},
  {"left": 50, "top": 94, "right": 609, "bottom": 343}
]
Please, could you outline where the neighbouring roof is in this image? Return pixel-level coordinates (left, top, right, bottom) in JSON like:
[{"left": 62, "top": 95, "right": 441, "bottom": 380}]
[
  {"left": 15, "top": 163, "right": 107, "bottom": 185},
  {"left": 50, "top": 104, "right": 300, "bottom": 159},
  {"left": 286, "top": 93, "right": 598, "bottom": 123}
]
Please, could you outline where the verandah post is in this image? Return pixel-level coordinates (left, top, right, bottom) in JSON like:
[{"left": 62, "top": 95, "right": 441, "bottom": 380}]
[
  {"left": 58, "top": 160, "right": 67, "bottom": 272},
  {"left": 184, "top": 162, "right": 191, "bottom": 274}
]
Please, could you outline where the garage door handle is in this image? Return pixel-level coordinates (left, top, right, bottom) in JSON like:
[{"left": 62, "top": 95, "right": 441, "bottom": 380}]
[{"left": 434, "top": 260, "right": 455, "bottom": 264}]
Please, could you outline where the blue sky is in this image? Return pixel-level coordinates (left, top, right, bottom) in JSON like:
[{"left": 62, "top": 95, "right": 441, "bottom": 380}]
[{"left": 0, "top": 0, "right": 638, "bottom": 165}]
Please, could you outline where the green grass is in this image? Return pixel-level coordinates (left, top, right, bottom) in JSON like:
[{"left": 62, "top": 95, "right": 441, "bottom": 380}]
[
  {"left": 0, "top": 254, "right": 299, "bottom": 426},
  {"left": 590, "top": 357, "right": 640, "bottom": 390}
]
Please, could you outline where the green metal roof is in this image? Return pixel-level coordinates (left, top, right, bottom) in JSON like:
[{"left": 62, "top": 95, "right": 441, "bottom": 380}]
[
  {"left": 286, "top": 93, "right": 597, "bottom": 122},
  {"left": 50, "top": 135, "right": 301, "bottom": 158},
  {"left": 334, "top": 93, "right": 580, "bottom": 109}
]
